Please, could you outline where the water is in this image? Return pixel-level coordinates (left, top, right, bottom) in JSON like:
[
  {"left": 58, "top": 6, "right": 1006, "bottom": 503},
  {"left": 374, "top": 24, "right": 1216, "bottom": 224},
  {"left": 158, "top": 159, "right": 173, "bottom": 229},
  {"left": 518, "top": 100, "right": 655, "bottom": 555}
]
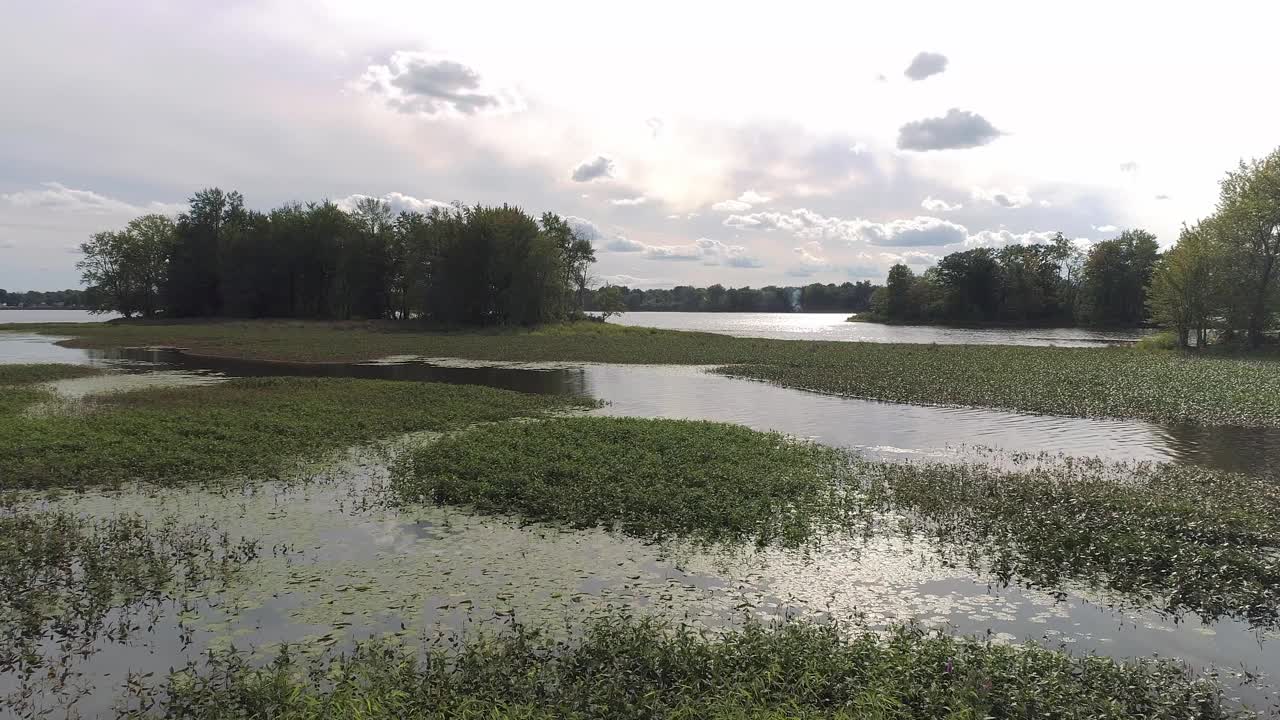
[
  {"left": 606, "top": 312, "right": 1153, "bottom": 347},
  {"left": 0, "top": 309, "right": 117, "bottom": 323},
  {"left": 6, "top": 336, "right": 1272, "bottom": 473}
]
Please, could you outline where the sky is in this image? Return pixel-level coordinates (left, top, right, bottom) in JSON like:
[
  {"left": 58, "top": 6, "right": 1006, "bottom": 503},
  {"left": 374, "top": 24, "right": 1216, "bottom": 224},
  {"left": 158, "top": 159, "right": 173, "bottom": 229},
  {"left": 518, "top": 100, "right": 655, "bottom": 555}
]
[{"left": 2, "top": 1, "right": 1278, "bottom": 291}]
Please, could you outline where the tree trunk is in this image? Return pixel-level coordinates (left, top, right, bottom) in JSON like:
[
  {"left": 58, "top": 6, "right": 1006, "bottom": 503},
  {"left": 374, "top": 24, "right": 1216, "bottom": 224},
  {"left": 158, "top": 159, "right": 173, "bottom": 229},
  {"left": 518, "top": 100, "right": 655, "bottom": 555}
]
[{"left": 1178, "top": 327, "right": 1190, "bottom": 349}]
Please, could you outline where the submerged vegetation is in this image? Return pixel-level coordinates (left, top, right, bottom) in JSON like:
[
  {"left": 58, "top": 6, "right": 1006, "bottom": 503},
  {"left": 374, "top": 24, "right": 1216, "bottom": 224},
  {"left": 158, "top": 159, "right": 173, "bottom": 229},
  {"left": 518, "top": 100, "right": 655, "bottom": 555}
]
[
  {"left": 396, "top": 417, "right": 857, "bottom": 547},
  {"left": 0, "top": 376, "right": 590, "bottom": 490},
  {"left": 15, "top": 319, "right": 1280, "bottom": 426},
  {"left": 122, "top": 613, "right": 1243, "bottom": 720}
]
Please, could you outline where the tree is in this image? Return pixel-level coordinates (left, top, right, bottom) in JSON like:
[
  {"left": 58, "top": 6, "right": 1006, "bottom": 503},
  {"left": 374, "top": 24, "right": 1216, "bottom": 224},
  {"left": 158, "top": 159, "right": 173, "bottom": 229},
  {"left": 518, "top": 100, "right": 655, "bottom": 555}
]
[
  {"left": 77, "top": 214, "right": 175, "bottom": 317},
  {"left": 1077, "top": 229, "right": 1159, "bottom": 326},
  {"left": 596, "top": 285, "right": 627, "bottom": 320},
  {"left": 1148, "top": 222, "right": 1220, "bottom": 348},
  {"left": 1212, "top": 149, "right": 1280, "bottom": 348},
  {"left": 882, "top": 264, "right": 916, "bottom": 321}
]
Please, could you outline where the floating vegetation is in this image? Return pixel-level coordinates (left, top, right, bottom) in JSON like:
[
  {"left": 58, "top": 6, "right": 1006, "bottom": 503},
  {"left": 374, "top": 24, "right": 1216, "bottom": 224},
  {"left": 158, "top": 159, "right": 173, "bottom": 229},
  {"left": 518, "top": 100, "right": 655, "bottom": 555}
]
[
  {"left": 860, "top": 458, "right": 1280, "bottom": 628},
  {"left": 119, "top": 612, "right": 1245, "bottom": 720},
  {"left": 18, "top": 319, "right": 1280, "bottom": 426},
  {"left": 0, "top": 377, "right": 592, "bottom": 490},
  {"left": 0, "top": 509, "right": 260, "bottom": 712},
  {"left": 0, "top": 363, "right": 101, "bottom": 386},
  {"left": 394, "top": 417, "right": 863, "bottom": 547}
]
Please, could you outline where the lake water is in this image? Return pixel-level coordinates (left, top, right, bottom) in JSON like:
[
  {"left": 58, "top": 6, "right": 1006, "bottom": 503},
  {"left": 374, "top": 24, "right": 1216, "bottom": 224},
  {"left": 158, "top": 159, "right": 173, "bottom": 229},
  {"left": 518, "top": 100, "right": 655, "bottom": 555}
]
[
  {"left": 0, "top": 309, "right": 116, "bottom": 323},
  {"left": 3, "top": 330, "right": 1279, "bottom": 715},
  {"left": 606, "top": 312, "right": 1153, "bottom": 347}
]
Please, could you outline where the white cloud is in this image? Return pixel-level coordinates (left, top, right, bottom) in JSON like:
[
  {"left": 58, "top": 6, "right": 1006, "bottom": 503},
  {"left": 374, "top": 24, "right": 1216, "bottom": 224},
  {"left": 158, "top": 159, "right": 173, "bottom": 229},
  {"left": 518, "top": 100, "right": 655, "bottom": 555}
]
[
  {"left": 336, "top": 192, "right": 449, "bottom": 215},
  {"left": 571, "top": 156, "right": 615, "bottom": 182},
  {"left": 786, "top": 240, "right": 832, "bottom": 277},
  {"left": 724, "top": 209, "right": 967, "bottom": 247},
  {"left": 0, "top": 239, "right": 16, "bottom": 249},
  {"left": 1093, "top": 224, "right": 1119, "bottom": 233},
  {"left": 921, "top": 196, "right": 962, "bottom": 212},
  {"left": 1120, "top": 161, "right": 1139, "bottom": 173},
  {"left": 0, "top": 182, "right": 184, "bottom": 216},
  {"left": 737, "top": 190, "right": 771, "bottom": 205},
  {"left": 965, "top": 229, "right": 1059, "bottom": 248},
  {"left": 604, "top": 235, "right": 647, "bottom": 252},
  {"left": 645, "top": 117, "right": 663, "bottom": 139},
  {"left": 602, "top": 234, "right": 760, "bottom": 267},
  {"left": 711, "top": 199, "right": 752, "bottom": 212},
  {"left": 360, "top": 52, "right": 519, "bottom": 116},
  {"left": 610, "top": 196, "right": 647, "bottom": 206},
  {"left": 970, "top": 187, "right": 1033, "bottom": 208},
  {"left": 565, "top": 215, "right": 601, "bottom": 243}
]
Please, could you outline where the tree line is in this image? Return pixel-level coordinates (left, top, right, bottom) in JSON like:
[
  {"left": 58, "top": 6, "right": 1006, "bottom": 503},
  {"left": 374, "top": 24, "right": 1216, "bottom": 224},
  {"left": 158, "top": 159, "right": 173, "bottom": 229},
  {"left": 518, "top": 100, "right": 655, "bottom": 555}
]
[
  {"left": 583, "top": 281, "right": 879, "bottom": 313},
  {"left": 77, "top": 189, "right": 596, "bottom": 325},
  {"left": 870, "top": 146, "right": 1280, "bottom": 347},
  {"left": 0, "top": 289, "right": 89, "bottom": 308}
]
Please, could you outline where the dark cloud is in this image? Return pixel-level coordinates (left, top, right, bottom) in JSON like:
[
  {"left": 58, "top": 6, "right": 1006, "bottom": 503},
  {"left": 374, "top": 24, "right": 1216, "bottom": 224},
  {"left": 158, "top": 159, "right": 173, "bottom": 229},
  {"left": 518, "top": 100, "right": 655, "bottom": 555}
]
[
  {"left": 571, "top": 156, "right": 615, "bottom": 182},
  {"left": 364, "top": 54, "right": 512, "bottom": 116},
  {"left": 897, "top": 109, "right": 1002, "bottom": 151},
  {"left": 904, "top": 52, "right": 948, "bottom": 81}
]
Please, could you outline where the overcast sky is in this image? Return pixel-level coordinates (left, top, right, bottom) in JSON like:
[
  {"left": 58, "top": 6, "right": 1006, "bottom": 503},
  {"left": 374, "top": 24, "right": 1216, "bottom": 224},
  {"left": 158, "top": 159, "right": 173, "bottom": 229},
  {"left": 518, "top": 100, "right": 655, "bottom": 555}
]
[{"left": 2, "top": 1, "right": 1278, "bottom": 290}]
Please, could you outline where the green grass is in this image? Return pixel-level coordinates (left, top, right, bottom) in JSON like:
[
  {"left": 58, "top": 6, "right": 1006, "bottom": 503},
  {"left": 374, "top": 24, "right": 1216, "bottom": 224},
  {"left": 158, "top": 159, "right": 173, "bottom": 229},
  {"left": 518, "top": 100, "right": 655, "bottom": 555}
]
[
  {"left": 0, "top": 510, "right": 259, "bottom": 675},
  {"left": 862, "top": 459, "right": 1280, "bottom": 626},
  {"left": 394, "top": 417, "right": 859, "bottom": 547},
  {"left": 0, "top": 363, "right": 101, "bottom": 385},
  {"left": 120, "top": 613, "right": 1243, "bottom": 720},
  {"left": 395, "top": 417, "right": 1280, "bottom": 626},
  {"left": 10, "top": 319, "right": 1280, "bottom": 426},
  {"left": 0, "top": 377, "right": 591, "bottom": 490}
]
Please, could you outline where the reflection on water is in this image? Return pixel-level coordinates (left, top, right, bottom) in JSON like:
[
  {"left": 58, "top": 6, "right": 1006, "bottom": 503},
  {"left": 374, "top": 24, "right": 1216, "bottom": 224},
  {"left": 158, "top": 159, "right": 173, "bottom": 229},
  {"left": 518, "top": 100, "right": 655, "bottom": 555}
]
[
  {"left": 607, "top": 312, "right": 1156, "bottom": 347},
  {"left": 4, "top": 452, "right": 1278, "bottom": 716},
  {"left": 54, "top": 345, "right": 1280, "bottom": 473}
]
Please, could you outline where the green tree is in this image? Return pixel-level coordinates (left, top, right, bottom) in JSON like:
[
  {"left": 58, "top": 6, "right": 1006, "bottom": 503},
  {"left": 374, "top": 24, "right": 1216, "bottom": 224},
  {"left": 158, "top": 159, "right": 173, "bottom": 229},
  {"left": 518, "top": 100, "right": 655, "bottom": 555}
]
[
  {"left": 1212, "top": 149, "right": 1280, "bottom": 348},
  {"left": 77, "top": 214, "right": 175, "bottom": 317},
  {"left": 1077, "top": 229, "right": 1159, "bottom": 326},
  {"left": 596, "top": 285, "right": 627, "bottom": 320},
  {"left": 1148, "top": 222, "right": 1221, "bottom": 348}
]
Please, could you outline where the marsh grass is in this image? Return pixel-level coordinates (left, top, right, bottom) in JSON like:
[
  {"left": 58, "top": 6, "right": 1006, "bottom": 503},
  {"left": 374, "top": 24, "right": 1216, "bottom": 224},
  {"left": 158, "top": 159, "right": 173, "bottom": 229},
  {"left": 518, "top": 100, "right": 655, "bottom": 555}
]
[
  {"left": 862, "top": 458, "right": 1280, "bottom": 627},
  {"left": 15, "top": 319, "right": 1280, "bottom": 426},
  {"left": 0, "top": 510, "right": 259, "bottom": 677},
  {"left": 0, "top": 363, "right": 101, "bottom": 386},
  {"left": 394, "top": 417, "right": 862, "bottom": 547},
  {"left": 120, "top": 613, "right": 1243, "bottom": 720},
  {"left": 0, "top": 377, "right": 592, "bottom": 490}
]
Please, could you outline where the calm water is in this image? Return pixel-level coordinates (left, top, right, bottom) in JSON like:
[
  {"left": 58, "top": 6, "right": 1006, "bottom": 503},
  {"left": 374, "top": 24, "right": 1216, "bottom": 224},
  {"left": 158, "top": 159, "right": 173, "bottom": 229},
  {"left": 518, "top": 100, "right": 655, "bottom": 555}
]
[
  {"left": 606, "top": 312, "right": 1153, "bottom": 347},
  {"left": 4, "top": 330, "right": 1280, "bottom": 715},
  {"left": 0, "top": 309, "right": 117, "bottom": 323}
]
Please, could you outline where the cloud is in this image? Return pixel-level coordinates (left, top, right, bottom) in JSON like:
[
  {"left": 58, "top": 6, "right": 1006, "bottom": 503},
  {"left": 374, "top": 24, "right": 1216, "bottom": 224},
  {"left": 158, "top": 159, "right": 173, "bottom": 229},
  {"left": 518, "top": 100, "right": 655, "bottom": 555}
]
[
  {"left": 1155, "top": 194, "right": 1171, "bottom": 200},
  {"left": 970, "top": 187, "right": 1032, "bottom": 208},
  {"left": 921, "top": 196, "right": 962, "bottom": 212},
  {"left": 360, "top": 52, "right": 517, "bottom": 116},
  {"left": 565, "top": 215, "right": 601, "bottom": 243},
  {"left": 571, "top": 156, "right": 615, "bottom": 182},
  {"left": 610, "top": 196, "right": 647, "bottom": 206},
  {"left": 646, "top": 117, "right": 663, "bottom": 138},
  {"left": 712, "top": 199, "right": 752, "bottom": 212},
  {"left": 603, "top": 234, "right": 760, "bottom": 267},
  {"left": 336, "top": 192, "right": 449, "bottom": 215},
  {"left": 897, "top": 109, "right": 1002, "bottom": 151},
  {"left": 786, "top": 240, "right": 832, "bottom": 277},
  {"left": 724, "top": 209, "right": 967, "bottom": 248},
  {"left": 965, "top": 229, "right": 1059, "bottom": 249},
  {"left": 604, "top": 235, "right": 646, "bottom": 252},
  {"left": 0, "top": 239, "right": 15, "bottom": 249},
  {"left": 737, "top": 190, "right": 771, "bottom": 204},
  {"left": 0, "top": 182, "right": 184, "bottom": 216},
  {"left": 599, "top": 273, "right": 666, "bottom": 287},
  {"left": 1093, "top": 224, "right": 1119, "bottom": 233},
  {"left": 904, "top": 52, "right": 948, "bottom": 81},
  {"left": 1120, "top": 161, "right": 1139, "bottom": 173}
]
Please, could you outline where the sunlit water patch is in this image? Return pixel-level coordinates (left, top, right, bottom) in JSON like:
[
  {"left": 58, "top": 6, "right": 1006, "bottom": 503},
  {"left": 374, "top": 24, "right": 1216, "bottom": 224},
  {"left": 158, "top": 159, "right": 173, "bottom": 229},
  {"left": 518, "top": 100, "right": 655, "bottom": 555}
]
[{"left": 4, "top": 446, "right": 1279, "bottom": 716}]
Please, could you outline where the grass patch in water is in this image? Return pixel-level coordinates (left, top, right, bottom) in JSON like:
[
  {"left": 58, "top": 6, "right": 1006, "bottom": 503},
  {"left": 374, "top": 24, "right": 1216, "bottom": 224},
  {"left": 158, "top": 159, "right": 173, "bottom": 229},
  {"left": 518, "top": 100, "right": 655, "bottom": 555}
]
[
  {"left": 864, "top": 459, "right": 1280, "bottom": 627},
  {"left": 0, "top": 510, "right": 259, "bottom": 676},
  {"left": 394, "top": 417, "right": 859, "bottom": 547},
  {"left": 0, "top": 377, "right": 591, "bottom": 490},
  {"left": 0, "top": 363, "right": 101, "bottom": 385},
  {"left": 121, "top": 613, "right": 1243, "bottom": 720},
  {"left": 15, "top": 319, "right": 1280, "bottom": 426}
]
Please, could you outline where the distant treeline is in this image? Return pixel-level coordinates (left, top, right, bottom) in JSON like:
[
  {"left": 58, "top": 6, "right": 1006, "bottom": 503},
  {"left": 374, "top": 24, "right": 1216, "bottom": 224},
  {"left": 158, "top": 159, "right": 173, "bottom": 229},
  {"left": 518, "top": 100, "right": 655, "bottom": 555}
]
[
  {"left": 0, "top": 289, "right": 89, "bottom": 308},
  {"left": 77, "top": 189, "right": 595, "bottom": 325},
  {"left": 583, "top": 281, "right": 879, "bottom": 313},
  {"left": 869, "top": 147, "right": 1280, "bottom": 347}
]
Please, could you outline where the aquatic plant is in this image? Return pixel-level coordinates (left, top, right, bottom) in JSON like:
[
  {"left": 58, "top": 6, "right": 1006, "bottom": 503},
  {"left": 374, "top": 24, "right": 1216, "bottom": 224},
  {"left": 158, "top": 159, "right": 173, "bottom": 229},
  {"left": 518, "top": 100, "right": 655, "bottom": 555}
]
[
  {"left": 394, "top": 417, "right": 861, "bottom": 547},
  {"left": 0, "top": 377, "right": 592, "bottom": 490},
  {"left": 120, "top": 613, "right": 1243, "bottom": 719},
  {"left": 0, "top": 363, "right": 101, "bottom": 386},
  {"left": 16, "top": 319, "right": 1280, "bottom": 426}
]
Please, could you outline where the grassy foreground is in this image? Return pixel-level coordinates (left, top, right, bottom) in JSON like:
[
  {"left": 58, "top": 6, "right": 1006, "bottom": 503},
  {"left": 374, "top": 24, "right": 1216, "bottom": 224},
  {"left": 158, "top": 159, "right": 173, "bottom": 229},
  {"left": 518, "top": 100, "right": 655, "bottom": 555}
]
[
  {"left": 397, "top": 418, "right": 1280, "bottom": 626},
  {"left": 0, "top": 374, "right": 590, "bottom": 490},
  {"left": 122, "top": 613, "right": 1241, "bottom": 720},
  {"left": 11, "top": 319, "right": 1280, "bottom": 426}
]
